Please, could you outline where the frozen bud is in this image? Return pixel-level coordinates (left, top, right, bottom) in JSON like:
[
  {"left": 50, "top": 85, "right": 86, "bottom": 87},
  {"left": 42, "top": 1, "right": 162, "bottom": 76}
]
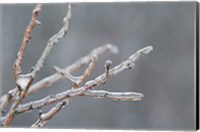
[
  {"left": 105, "top": 60, "right": 112, "bottom": 69},
  {"left": 38, "top": 109, "right": 43, "bottom": 119},
  {"left": 39, "top": 109, "right": 42, "bottom": 115},
  {"left": 105, "top": 60, "right": 112, "bottom": 77}
]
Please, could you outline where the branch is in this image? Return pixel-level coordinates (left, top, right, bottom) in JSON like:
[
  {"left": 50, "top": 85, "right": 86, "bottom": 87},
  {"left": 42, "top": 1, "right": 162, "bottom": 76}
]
[
  {"left": 30, "top": 90, "right": 143, "bottom": 127},
  {"left": 31, "top": 53, "right": 97, "bottom": 127},
  {"left": 16, "top": 3, "right": 72, "bottom": 91},
  {"left": 1, "top": 4, "right": 73, "bottom": 127},
  {"left": 74, "top": 56, "right": 96, "bottom": 88},
  {"left": 31, "top": 101, "right": 68, "bottom": 127},
  {"left": 30, "top": 4, "right": 72, "bottom": 77},
  {"left": 53, "top": 66, "right": 83, "bottom": 86},
  {"left": 82, "top": 90, "right": 143, "bottom": 101},
  {"left": 12, "top": 46, "right": 153, "bottom": 115},
  {"left": 53, "top": 56, "right": 97, "bottom": 88},
  {"left": 14, "top": 4, "right": 42, "bottom": 81},
  {"left": 0, "top": 44, "right": 118, "bottom": 117},
  {"left": 0, "top": 4, "right": 43, "bottom": 127},
  {"left": 0, "top": 1, "right": 154, "bottom": 128},
  {"left": 105, "top": 60, "right": 112, "bottom": 78},
  {"left": 28, "top": 43, "right": 117, "bottom": 94}
]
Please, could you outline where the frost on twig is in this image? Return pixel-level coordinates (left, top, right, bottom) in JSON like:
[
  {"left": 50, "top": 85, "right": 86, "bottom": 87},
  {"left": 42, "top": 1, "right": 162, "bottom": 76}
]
[
  {"left": 0, "top": 2, "right": 154, "bottom": 127},
  {"left": 28, "top": 43, "right": 117, "bottom": 94},
  {"left": 1, "top": 4, "right": 43, "bottom": 127},
  {"left": 15, "top": 89, "right": 144, "bottom": 115},
  {"left": 74, "top": 56, "right": 97, "bottom": 88},
  {"left": 31, "top": 90, "right": 143, "bottom": 127},
  {"left": 0, "top": 44, "right": 118, "bottom": 117},
  {"left": 82, "top": 90, "right": 143, "bottom": 101},
  {"left": 54, "top": 66, "right": 83, "bottom": 85},
  {"left": 0, "top": 4, "right": 73, "bottom": 127},
  {"left": 14, "top": 46, "right": 152, "bottom": 116},
  {"left": 14, "top": 4, "right": 42, "bottom": 81},
  {"left": 32, "top": 54, "right": 97, "bottom": 127},
  {"left": 31, "top": 101, "right": 68, "bottom": 127},
  {"left": 54, "top": 56, "right": 97, "bottom": 88},
  {"left": 30, "top": 4, "right": 72, "bottom": 77},
  {"left": 28, "top": 46, "right": 152, "bottom": 127}
]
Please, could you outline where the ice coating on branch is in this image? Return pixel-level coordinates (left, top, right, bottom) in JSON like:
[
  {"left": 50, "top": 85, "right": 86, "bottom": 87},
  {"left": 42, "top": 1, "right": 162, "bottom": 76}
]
[{"left": 139, "top": 46, "right": 153, "bottom": 54}]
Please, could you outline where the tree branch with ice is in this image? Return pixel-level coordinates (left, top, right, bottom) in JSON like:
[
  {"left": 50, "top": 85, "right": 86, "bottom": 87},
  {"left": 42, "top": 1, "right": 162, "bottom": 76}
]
[{"left": 0, "top": 4, "right": 153, "bottom": 127}]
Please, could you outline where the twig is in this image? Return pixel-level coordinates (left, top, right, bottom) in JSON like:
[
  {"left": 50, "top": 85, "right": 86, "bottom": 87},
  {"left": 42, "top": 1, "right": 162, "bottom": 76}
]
[
  {"left": 14, "top": 89, "right": 143, "bottom": 116},
  {"left": 105, "top": 60, "right": 112, "bottom": 78},
  {"left": 53, "top": 56, "right": 97, "bottom": 88},
  {"left": 30, "top": 90, "right": 143, "bottom": 127},
  {"left": 28, "top": 43, "right": 117, "bottom": 94},
  {"left": 1, "top": 4, "right": 73, "bottom": 127},
  {"left": 31, "top": 53, "right": 97, "bottom": 127},
  {"left": 29, "top": 43, "right": 113, "bottom": 128},
  {"left": 14, "top": 4, "right": 42, "bottom": 81},
  {"left": 0, "top": 44, "right": 118, "bottom": 117},
  {"left": 53, "top": 66, "right": 83, "bottom": 86},
  {"left": 31, "top": 101, "right": 68, "bottom": 128},
  {"left": 1, "top": 4, "right": 43, "bottom": 127},
  {"left": 0, "top": 1, "right": 154, "bottom": 127},
  {"left": 30, "top": 4, "right": 72, "bottom": 77},
  {"left": 82, "top": 90, "right": 143, "bottom": 101},
  {"left": 74, "top": 56, "right": 97, "bottom": 88},
  {"left": 12, "top": 46, "right": 152, "bottom": 115}
]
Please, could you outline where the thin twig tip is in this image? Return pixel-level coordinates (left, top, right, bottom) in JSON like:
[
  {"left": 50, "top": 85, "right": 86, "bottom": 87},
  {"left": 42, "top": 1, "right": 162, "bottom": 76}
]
[
  {"left": 130, "top": 93, "right": 144, "bottom": 101},
  {"left": 137, "top": 93, "right": 144, "bottom": 98},
  {"left": 139, "top": 46, "right": 153, "bottom": 54}
]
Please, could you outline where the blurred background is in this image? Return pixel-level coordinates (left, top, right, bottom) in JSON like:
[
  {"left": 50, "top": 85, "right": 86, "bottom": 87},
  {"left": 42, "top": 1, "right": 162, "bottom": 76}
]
[{"left": 0, "top": 2, "right": 196, "bottom": 130}]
